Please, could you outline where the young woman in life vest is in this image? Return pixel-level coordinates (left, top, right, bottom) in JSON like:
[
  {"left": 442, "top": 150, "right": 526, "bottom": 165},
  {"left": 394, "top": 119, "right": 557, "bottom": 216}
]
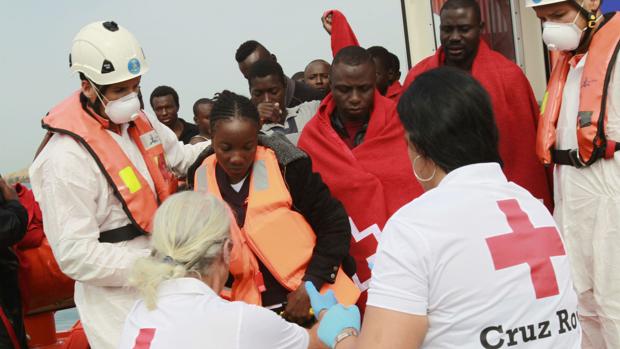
[
  {"left": 187, "top": 91, "right": 358, "bottom": 326},
  {"left": 119, "top": 191, "right": 359, "bottom": 349}
]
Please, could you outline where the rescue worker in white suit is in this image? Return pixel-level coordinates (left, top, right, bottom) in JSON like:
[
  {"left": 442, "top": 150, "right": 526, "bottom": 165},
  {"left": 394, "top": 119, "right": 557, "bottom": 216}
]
[
  {"left": 29, "top": 21, "right": 208, "bottom": 348},
  {"left": 526, "top": 0, "right": 620, "bottom": 347}
]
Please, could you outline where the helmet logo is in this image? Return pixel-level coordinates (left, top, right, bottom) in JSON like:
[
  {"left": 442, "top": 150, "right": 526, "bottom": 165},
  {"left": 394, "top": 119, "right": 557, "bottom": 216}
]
[
  {"left": 533, "top": 0, "right": 542, "bottom": 3},
  {"left": 128, "top": 58, "right": 141, "bottom": 74}
]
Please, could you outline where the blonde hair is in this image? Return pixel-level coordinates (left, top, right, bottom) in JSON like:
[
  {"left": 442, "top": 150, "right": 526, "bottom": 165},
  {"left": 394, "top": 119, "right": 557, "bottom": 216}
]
[{"left": 129, "top": 191, "right": 230, "bottom": 310}]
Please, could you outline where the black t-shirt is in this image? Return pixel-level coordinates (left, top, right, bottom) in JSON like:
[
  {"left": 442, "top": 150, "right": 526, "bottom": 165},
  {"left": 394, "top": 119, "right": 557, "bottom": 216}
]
[{"left": 178, "top": 118, "right": 199, "bottom": 144}]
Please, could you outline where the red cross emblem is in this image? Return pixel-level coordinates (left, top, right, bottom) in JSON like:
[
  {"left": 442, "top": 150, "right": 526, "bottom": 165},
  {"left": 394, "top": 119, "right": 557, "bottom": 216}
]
[{"left": 486, "top": 199, "right": 566, "bottom": 299}]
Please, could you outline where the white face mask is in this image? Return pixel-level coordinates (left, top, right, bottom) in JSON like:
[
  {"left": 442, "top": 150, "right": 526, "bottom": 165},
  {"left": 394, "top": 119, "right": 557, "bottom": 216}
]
[
  {"left": 541, "top": 9, "right": 585, "bottom": 51},
  {"left": 90, "top": 82, "right": 141, "bottom": 124}
]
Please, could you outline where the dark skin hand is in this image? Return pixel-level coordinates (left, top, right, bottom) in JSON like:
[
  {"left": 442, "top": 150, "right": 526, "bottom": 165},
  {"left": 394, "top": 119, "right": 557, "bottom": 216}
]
[
  {"left": 256, "top": 102, "right": 283, "bottom": 125},
  {"left": 283, "top": 284, "right": 313, "bottom": 325},
  {"left": 322, "top": 12, "right": 333, "bottom": 34}
]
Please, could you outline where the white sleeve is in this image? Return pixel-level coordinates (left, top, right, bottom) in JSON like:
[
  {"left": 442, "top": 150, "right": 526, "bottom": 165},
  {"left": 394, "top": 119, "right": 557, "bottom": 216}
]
[
  {"left": 145, "top": 111, "right": 209, "bottom": 176},
  {"left": 30, "top": 146, "right": 149, "bottom": 287},
  {"left": 238, "top": 305, "right": 309, "bottom": 349},
  {"left": 366, "top": 215, "right": 431, "bottom": 315}
]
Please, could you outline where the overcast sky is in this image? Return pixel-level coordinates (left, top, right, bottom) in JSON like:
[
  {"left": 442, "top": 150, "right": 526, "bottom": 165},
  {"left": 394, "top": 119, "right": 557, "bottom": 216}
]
[{"left": 0, "top": 0, "right": 408, "bottom": 174}]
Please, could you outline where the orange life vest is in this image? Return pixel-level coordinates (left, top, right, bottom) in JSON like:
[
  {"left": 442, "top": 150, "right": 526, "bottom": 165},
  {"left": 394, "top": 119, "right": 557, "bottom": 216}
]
[
  {"left": 42, "top": 91, "right": 176, "bottom": 235},
  {"left": 537, "top": 13, "right": 620, "bottom": 167},
  {"left": 194, "top": 146, "right": 360, "bottom": 306}
]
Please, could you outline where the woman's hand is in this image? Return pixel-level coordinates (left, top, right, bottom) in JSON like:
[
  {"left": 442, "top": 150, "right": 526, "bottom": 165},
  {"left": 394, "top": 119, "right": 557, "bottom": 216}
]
[
  {"left": 283, "top": 284, "right": 313, "bottom": 324},
  {"left": 305, "top": 281, "right": 337, "bottom": 319}
]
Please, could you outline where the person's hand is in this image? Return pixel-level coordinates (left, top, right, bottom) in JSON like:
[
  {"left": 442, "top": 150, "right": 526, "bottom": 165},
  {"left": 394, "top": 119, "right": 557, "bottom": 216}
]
[
  {"left": 0, "top": 177, "right": 18, "bottom": 201},
  {"left": 322, "top": 12, "right": 333, "bottom": 35},
  {"left": 305, "top": 281, "right": 337, "bottom": 320},
  {"left": 283, "top": 284, "right": 313, "bottom": 325},
  {"left": 317, "top": 304, "right": 361, "bottom": 349},
  {"left": 256, "top": 102, "right": 282, "bottom": 125}
]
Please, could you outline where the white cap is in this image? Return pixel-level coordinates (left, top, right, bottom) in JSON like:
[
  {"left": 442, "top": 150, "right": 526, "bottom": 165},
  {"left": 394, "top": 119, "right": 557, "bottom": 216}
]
[
  {"left": 525, "top": 0, "right": 568, "bottom": 8},
  {"left": 69, "top": 21, "right": 149, "bottom": 86}
]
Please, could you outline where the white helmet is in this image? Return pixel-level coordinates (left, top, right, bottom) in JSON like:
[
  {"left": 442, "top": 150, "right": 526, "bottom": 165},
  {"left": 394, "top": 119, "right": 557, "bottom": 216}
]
[
  {"left": 525, "top": 0, "right": 568, "bottom": 7},
  {"left": 70, "top": 21, "right": 149, "bottom": 86}
]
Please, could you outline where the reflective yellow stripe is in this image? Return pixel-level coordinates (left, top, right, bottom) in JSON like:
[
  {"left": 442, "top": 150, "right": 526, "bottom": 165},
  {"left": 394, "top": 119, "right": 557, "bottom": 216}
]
[
  {"left": 119, "top": 166, "right": 142, "bottom": 193},
  {"left": 540, "top": 91, "right": 549, "bottom": 115}
]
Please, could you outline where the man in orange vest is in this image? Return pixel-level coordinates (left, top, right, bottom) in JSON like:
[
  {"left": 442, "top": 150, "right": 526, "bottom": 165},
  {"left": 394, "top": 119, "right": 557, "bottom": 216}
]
[
  {"left": 29, "top": 21, "right": 207, "bottom": 348},
  {"left": 527, "top": 0, "right": 620, "bottom": 347}
]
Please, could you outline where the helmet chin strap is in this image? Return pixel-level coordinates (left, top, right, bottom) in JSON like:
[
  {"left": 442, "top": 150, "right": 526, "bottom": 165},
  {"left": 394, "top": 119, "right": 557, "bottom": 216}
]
[
  {"left": 569, "top": 0, "right": 603, "bottom": 50},
  {"left": 571, "top": 0, "right": 600, "bottom": 29}
]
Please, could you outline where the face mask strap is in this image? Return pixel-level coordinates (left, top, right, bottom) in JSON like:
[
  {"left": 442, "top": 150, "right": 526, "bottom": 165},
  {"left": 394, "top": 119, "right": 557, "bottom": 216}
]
[
  {"left": 570, "top": 0, "right": 598, "bottom": 29},
  {"left": 88, "top": 80, "right": 109, "bottom": 107}
]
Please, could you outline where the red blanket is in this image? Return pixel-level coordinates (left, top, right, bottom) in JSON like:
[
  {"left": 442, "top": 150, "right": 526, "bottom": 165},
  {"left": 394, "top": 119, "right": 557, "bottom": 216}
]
[
  {"left": 403, "top": 42, "right": 553, "bottom": 211},
  {"left": 385, "top": 81, "right": 402, "bottom": 102},
  {"left": 326, "top": 10, "right": 360, "bottom": 57},
  {"left": 299, "top": 91, "right": 423, "bottom": 310}
]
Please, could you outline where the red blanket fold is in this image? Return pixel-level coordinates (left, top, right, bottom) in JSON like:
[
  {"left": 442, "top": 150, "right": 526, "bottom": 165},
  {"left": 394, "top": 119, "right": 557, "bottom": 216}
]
[
  {"left": 385, "top": 81, "right": 402, "bottom": 102},
  {"left": 403, "top": 41, "right": 553, "bottom": 211},
  {"left": 326, "top": 10, "right": 360, "bottom": 57},
  {"left": 299, "top": 91, "right": 423, "bottom": 311}
]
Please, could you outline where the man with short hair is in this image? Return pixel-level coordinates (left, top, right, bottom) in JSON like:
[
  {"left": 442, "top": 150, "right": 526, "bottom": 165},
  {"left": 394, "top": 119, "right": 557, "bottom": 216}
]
[
  {"left": 249, "top": 59, "right": 320, "bottom": 145},
  {"left": 298, "top": 46, "right": 423, "bottom": 312},
  {"left": 189, "top": 98, "right": 213, "bottom": 144},
  {"left": 304, "top": 59, "right": 331, "bottom": 93},
  {"left": 291, "top": 71, "right": 305, "bottom": 82},
  {"left": 366, "top": 46, "right": 392, "bottom": 97},
  {"left": 385, "top": 52, "right": 402, "bottom": 101},
  {"left": 235, "top": 40, "right": 324, "bottom": 108},
  {"left": 149, "top": 85, "right": 198, "bottom": 144},
  {"left": 403, "top": 0, "right": 553, "bottom": 211}
]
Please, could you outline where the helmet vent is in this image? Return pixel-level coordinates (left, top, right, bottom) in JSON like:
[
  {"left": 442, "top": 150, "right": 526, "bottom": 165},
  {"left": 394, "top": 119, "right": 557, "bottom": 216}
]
[
  {"left": 69, "top": 53, "right": 72, "bottom": 68},
  {"left": 102, "top": 21, "right": 119, "bottom": 32},
  {"left": 101, "top": 59, "right": 115, "bottom": 74}
]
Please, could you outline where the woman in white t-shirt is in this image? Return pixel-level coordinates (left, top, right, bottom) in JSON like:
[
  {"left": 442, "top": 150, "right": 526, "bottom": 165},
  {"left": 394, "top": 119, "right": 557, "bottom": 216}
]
[
  {"left": 306, "top": 66, "right": 582, "bottom": 349},
  {"left": 118, "top": 191, "right": 353, "bottom": 349}
]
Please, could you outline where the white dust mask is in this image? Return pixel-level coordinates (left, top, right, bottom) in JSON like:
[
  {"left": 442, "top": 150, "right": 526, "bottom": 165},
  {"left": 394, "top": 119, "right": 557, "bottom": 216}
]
[
  {"left": 103, "top": 92, "right": 141, "bottom": 124},
  {"left": 90, "top": 81, "right": 140, "bottom": 124},
  {"left": 541, "top": 7, "right": 587, "bottom": 52}
]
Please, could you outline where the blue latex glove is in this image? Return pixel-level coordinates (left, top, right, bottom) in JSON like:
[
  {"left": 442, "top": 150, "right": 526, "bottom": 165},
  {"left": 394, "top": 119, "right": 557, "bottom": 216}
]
[
  {"left": 317, "top": 304, "right": 361, "bottom": 348},
  {"left": 305, "top": 281, "right": 337, "bottom": 319}
]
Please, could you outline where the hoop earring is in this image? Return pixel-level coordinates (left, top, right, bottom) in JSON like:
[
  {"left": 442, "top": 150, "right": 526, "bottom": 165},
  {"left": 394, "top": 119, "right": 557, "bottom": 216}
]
[{"left": 413, "top": 155, "right": 436, "bottom": 182}]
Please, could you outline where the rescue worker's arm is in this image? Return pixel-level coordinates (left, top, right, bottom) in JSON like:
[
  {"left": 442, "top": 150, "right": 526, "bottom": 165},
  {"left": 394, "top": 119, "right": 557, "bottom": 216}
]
[
  {"left": 0, "top": 179, "right": 28, "bottom": 248},
  {"left": 144, "top": 111, "right": 209, "bottom": 177},
  {"left": 285, "top": 157, "right": 352, "bottom": 289},
  {"left": 31, "top": 151, "right": 149, "bottom": 287}
]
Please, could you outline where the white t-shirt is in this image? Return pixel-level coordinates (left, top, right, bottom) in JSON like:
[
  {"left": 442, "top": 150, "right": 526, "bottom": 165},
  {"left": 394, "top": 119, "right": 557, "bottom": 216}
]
[
  {"left": 119, "top": 278, "right": 309, "bottom": 349},
  {"left": 367, "top": 163, "right": 581, "bottom": 349}
]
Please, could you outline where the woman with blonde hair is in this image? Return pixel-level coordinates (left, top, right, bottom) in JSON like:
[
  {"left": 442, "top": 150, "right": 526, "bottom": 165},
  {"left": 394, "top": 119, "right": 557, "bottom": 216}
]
[{"left": 118, "top": 191, "right": 351, "bottom": 349}]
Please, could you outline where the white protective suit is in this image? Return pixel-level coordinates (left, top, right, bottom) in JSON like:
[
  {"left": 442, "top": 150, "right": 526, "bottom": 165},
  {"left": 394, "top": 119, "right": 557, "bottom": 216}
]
[
  {"left": 29, "top": 109, "right": 208, "bottom": 349},
  {"left": 553, "top": 52, "right": 620, "bottom": 348}
]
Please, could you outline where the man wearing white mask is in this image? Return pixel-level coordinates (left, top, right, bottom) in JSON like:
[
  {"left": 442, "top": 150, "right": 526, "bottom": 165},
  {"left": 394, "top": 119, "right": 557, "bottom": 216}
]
[
  {"left": 29, "top": 21, "right": 207, "bottom": 348},
  {"left": 527, "top": 0, "right": 619, "bottom": 347}
]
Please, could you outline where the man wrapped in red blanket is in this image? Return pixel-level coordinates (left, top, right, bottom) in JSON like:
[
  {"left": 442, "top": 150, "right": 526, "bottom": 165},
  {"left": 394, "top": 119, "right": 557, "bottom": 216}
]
[
  {"left": 299, "top": 15, "right": 424, "bottom": 311},
  {"left": 325, "top": 4, "right": 553, "bottom": 211},
  {"left": 404, "top": 0, "right": 553, "bottom": 210}
]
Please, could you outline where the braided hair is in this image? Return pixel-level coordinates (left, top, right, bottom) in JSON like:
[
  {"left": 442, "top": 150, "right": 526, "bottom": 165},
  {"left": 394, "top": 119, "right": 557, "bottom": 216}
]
[{"left": 209, "top": 90, "right": 260, "bottom": 134}]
